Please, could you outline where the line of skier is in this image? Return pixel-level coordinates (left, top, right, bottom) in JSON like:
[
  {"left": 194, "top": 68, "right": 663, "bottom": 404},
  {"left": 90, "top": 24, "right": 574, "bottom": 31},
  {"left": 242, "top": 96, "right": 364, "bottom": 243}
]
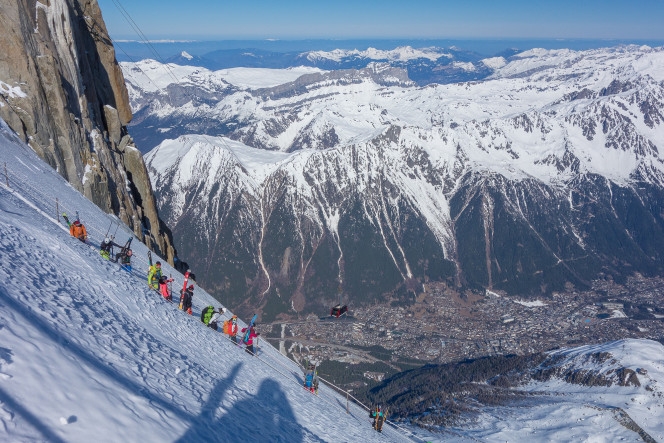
[
  {"left": 199, "top": 304, "right": 260, "bottom": 355},
  {"left": 67, "top": 215, "right": 134, "bottom": 272},
  {"left": 68, "top": 211, "right": 262, "bottom": 356},
  {"left": 66, "top": 211, "right": 389, "bottom": 434},
  {"left": 146, "top": 259, "right": 261, "bottom": 355}
]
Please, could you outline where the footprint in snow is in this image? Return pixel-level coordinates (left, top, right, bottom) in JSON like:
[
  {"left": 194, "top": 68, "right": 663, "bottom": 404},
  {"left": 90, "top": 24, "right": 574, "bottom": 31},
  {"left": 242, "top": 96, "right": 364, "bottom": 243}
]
[
  {"left": 59, "top": 415, "right": 77, "bottom": 425},
  {"left": 0, "top": 347, "right": 14, "bottom": 378}
]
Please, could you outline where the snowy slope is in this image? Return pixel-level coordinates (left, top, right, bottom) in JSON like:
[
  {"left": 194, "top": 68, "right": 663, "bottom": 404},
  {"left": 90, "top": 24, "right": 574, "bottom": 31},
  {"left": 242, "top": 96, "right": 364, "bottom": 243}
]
[
  {"left": 122, "top": 60, "right": 323, "bottom": 96},
  {"left": 432, "top": 339, "right": 664, "bottom": 443},
  {"left": 0, "top": 120, "right": 409, "bottom": 442}
]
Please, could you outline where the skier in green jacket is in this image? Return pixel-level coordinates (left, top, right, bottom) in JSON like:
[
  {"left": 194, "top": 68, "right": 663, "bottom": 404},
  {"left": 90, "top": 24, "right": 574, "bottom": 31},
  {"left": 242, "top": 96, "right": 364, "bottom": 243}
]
[{"left": 148, "top": 261, "right": 162, "bottom": 289}]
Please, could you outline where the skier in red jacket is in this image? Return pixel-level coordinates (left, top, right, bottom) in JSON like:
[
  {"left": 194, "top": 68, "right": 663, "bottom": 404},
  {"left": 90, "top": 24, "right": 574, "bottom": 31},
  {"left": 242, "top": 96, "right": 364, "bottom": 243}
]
[
  {"left": 240, "top": 325, "right": 259, "bottom": 356},
  {"left": 158, "top": 275, "right": 174, "bottom": 301}
]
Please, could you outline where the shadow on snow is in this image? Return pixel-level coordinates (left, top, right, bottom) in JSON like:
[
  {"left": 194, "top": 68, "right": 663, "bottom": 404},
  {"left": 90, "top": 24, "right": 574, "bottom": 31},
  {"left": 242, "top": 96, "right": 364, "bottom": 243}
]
[
  {"left": 177, "top": 365, "right": 308, "bottom": 443},
  {"left": 0, "top": 286, "right": 315, "bottom": 442}
]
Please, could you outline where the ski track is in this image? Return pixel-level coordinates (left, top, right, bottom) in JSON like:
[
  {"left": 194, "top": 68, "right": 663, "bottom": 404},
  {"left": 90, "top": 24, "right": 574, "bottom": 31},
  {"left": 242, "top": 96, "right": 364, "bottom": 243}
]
[{"left": 0, "top": 121, "right": 405, "bottom": 442}]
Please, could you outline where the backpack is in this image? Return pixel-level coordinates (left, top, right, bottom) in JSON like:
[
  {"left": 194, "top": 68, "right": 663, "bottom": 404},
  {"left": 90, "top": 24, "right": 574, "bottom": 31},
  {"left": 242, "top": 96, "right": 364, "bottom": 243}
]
[
  {"left": 200, "top": 306, "right": 214, "bottom": 325},
  {"left": 223, "top": 316, "right": 237, "bottom": 335}
]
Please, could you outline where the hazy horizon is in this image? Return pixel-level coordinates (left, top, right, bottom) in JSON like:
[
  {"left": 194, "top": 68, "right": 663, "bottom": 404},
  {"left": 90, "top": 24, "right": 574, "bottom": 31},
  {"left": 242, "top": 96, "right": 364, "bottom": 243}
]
[
  {"left": 109, "top": 37, "right": 664, "bottom": 62},
  {"left": 98, "top": 0, "right": 664, "bottom": 41}
]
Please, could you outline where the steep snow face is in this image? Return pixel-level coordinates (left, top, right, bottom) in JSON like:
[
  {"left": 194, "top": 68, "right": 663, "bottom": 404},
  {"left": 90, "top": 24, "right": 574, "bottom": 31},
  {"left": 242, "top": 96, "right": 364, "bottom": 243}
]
[
  {"left": 434, "top": 339, "right": 664, "bottom": 443},
  {"left": 137, "top": 46, "right": 664, "bottom": 318},
  {"left": 0, "top": 120, "right": 402, "bottom": 442}
]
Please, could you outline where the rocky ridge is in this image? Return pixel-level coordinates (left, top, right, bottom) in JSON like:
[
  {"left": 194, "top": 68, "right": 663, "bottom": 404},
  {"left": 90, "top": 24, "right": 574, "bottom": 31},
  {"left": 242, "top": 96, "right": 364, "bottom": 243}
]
[{"left": 0, "top": 0, "right": 174, "bottom": 260}]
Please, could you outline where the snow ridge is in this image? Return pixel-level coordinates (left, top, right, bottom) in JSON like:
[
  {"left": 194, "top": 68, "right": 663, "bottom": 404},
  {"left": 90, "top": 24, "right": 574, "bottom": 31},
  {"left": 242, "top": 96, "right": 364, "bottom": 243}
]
[{"left": 435, "top": 339, "right": 664, "bottom": 443}]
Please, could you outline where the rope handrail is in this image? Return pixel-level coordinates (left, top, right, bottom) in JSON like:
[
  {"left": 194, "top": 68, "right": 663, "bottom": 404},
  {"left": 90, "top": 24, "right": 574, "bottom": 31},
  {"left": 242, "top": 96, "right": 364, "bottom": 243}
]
[
  {"left": 208, "top": 326, "right": 414, "bottom": 442},
  {"left": 251, "top": 334, "right": 424, "bottom": 442}
]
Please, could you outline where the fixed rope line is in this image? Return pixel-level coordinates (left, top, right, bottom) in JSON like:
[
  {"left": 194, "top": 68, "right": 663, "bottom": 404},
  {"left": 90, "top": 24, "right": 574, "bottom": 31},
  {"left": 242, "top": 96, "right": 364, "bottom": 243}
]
[
  {"left": 209, "top": 329, "right": 414, "bottom": 443},
  {"left": 2, "top": 163, "right": 153, "bottom": 273},
  {"left": 108, "top": 0, "right": 181, "bottom": 85},
  {"left": 316, "top": 373, "right": 423, "bottom": 441},
  {"left": 252, "top": 333, "right": 422, "bottom": 442},
  {"left": 82, "top": 15, "right": 167, "bottom": 101}
]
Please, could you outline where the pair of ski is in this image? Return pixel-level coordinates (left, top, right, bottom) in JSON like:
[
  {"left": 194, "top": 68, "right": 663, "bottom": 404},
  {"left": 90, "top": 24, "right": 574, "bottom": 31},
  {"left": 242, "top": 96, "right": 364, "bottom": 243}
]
[
  {"left": 237, "top": 314, "right": 258, "bottom": 355},
  {"left": 61, "top": 211, "right": 79, "bottom": 228}
]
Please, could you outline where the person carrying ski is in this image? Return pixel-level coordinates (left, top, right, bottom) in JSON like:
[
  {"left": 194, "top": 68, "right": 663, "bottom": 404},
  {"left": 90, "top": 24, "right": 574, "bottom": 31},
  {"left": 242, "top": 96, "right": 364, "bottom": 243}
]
[
  {"left": 116, "top": 248, "right": 133, "bottom": 271},
  {"left": 370, "top": 406, "right": 386, "bottom": 432},
  {"left": 100, "top": 237, "right": 113, "bottom": 259},
  {"left": 158, "top": 275, "right": 174, "bottom": 301},
  {"left": 70, "top": 220, "right": 87, "bottom": 242},
  {"left": 208, "top": 307, "right": 225, "bottom": 331},
  {"left": 148, "top": 261, "right": 162, "bottom": 289},
  {"left": 240, "top": 324, "right": 259, "bottom": 356},
  {"left": 303, "top": 362, "right": 319, "bottom": 394},
  {"left": 223, "top": 315, "right": 239, "bottom": 343},
  {"left": 180, "top": 284, "right": 194, "bottom": 315}
]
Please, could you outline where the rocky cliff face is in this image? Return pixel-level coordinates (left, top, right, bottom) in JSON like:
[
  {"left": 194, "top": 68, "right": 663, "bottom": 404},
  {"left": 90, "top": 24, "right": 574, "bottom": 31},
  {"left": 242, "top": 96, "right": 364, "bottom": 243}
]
[{"left": 0, "top": 0, "right": 174, "bottom": 260}]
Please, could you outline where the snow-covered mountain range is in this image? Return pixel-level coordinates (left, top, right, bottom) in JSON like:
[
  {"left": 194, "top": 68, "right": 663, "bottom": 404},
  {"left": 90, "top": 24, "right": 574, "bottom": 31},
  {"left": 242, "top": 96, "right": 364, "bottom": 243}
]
[
  {"left": 161, "top": 45, "right": 491, "bottom": 85},
  {"left": 127, "top": 45, "right": 664, "bottom": 320}
]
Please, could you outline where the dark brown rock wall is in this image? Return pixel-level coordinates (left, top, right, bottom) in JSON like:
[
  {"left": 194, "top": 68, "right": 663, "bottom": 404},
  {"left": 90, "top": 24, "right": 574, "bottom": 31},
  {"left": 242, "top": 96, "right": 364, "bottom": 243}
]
[{"left": 0, "top": 0, "right": 174, "bottom": 261}]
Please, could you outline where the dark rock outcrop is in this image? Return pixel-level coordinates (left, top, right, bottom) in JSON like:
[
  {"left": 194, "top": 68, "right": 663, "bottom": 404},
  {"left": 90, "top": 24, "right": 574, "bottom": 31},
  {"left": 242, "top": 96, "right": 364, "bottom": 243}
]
[{"left": 0, "top": 0, "right": 174, "bottom": 260}]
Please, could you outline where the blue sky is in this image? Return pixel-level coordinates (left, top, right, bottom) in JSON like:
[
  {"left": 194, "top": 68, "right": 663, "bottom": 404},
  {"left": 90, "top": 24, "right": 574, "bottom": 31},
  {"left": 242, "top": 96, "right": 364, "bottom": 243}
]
[{"left": 97, "top": 0, "right": 664, "bottom": 40}]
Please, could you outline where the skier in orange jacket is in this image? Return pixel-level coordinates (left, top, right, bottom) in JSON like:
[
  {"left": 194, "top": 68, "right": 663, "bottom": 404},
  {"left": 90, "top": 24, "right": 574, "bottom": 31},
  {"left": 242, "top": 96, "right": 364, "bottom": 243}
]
[{"left": 70, "top": 220, "right": 87, "bottom": 242}]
